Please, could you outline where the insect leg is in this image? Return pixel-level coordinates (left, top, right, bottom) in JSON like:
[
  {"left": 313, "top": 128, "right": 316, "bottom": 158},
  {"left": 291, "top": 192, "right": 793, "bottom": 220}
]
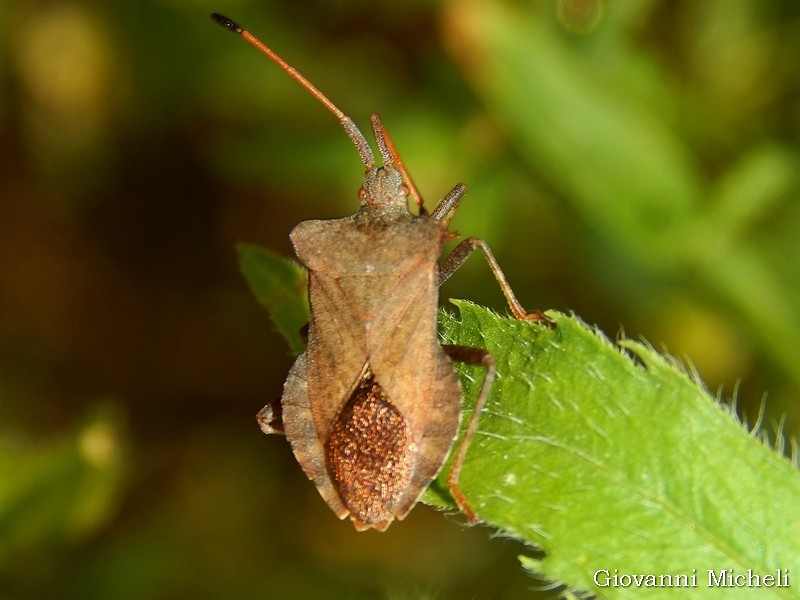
[
  {"left": 256, "top": 322, "right": 308, "bottom": 435},
  {"left": 442, "top": 344, "right": 495, "bottom": 523},
  {"left": 298, "top": 322, "right": 309, "bottom": 344},
  {"left": 439, "top": 237, "right": 550, "bottom": 323},
  {"left": 256, "top": 398, "right": 285, "bottom": 435},
  {"left": 431, "top": 183, "right": 467, "bottom": 226}
]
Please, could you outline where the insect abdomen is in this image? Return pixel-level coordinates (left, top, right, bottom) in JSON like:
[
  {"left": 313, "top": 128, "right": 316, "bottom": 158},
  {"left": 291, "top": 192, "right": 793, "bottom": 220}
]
[{"left": 326, "top": 367, "right": 415, "bottom": 526}]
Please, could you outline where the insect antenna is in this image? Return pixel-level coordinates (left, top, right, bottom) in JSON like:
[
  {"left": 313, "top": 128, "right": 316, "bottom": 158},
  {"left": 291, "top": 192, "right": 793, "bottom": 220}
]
[
  {"left": 211, "top": 13, "right": 375, "bottom": 169},
  {"left": 370, "top": 114, "right": 425, "bottom": 212}
]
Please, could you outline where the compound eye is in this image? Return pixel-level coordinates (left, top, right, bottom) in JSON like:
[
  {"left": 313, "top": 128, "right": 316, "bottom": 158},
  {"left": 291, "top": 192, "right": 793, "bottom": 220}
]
[
  {"left": 359, "top": 187, "right": 368, "bottom": 200},
  {"left": 398, "top": 184, "right": 409, "bottom": 198}
]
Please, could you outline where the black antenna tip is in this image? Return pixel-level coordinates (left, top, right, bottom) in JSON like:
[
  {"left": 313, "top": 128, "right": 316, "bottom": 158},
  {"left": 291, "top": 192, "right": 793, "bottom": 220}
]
[{"left": 211, "top": 13, "right": 242, "bottom": 34}]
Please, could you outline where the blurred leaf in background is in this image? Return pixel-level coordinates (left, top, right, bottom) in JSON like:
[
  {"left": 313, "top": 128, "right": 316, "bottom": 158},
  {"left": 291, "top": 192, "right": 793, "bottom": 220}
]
[
  {"left": 0, "top": 0, "right": 798, "bottom": 598},
  {"left": 0, "top": 405, "right": 126, "bottom": 590}
]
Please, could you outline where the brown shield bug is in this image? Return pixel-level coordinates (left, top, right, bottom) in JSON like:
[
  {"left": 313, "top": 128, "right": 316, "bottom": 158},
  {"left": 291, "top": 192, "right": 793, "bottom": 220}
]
[{"left": 212, "top": 13, "right": 550, "bottom": 531}]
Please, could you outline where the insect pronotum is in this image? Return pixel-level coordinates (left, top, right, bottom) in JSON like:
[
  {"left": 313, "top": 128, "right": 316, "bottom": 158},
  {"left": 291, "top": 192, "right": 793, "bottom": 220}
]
[{"left": 212, "top": 12, "right": 550, "bottom": 531}]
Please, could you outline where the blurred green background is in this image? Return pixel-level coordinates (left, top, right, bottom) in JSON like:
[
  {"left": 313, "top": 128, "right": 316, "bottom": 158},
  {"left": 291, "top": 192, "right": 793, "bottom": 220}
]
[{"left": 2, "top": 0, "right": 799, "bottom": 597}]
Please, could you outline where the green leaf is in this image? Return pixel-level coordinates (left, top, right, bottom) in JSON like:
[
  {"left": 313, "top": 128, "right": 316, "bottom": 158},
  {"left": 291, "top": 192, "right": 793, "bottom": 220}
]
[
  {"left": 240, "top": 246, "right": 800, "bottom": 598},
  {"left": 434, "top": 301, "right": 800, "bottom": 598},
  {"left": 237, "top": 243, "right": 309, "bottom": 356}
]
